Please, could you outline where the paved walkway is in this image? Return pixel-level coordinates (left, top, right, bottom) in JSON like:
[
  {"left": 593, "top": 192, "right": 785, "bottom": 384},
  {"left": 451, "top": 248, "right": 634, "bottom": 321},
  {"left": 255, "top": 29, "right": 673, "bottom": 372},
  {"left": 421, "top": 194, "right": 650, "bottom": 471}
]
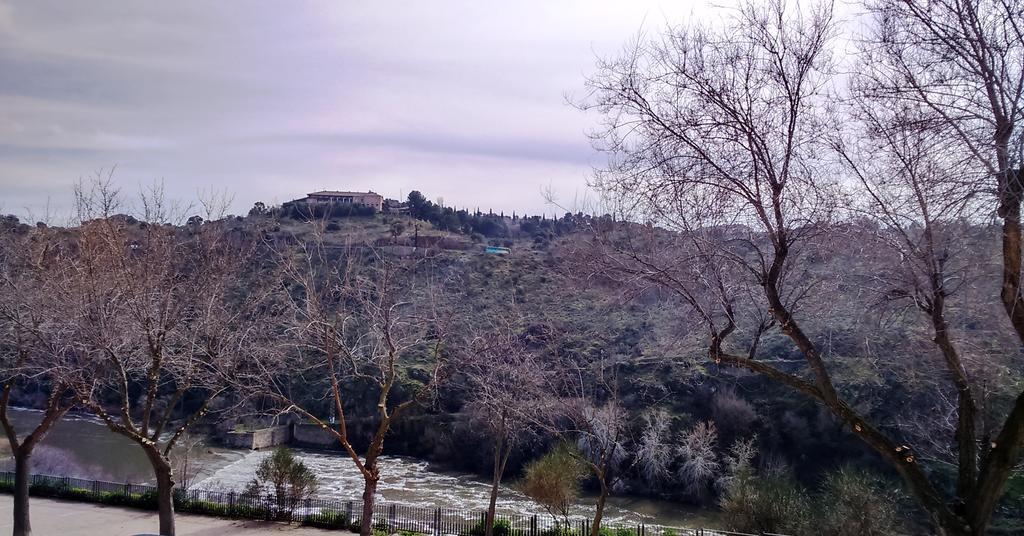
[{"left": 0, "top": 495, "right": 333, "bottom": 535}]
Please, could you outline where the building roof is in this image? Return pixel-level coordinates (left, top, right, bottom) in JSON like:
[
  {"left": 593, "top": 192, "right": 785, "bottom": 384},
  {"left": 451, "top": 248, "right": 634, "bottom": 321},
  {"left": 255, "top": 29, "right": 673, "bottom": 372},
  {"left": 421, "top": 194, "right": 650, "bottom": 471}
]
[{"left": 308, "top": 190, "right": 381, "bottom": 197}]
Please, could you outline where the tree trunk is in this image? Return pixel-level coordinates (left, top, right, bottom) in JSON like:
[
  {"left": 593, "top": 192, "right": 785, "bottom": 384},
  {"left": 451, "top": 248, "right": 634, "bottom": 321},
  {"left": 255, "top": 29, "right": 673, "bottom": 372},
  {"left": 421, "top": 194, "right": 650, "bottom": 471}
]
[
  {"left": 590, "top": 480, "right": 609, "bottom": 536},
  {"left": 12, "top": 448, "right": 32, "bottom": 536},
  {"left": 360, "top": 476, "right": 379, "bottom": 536},
  {"left": 144, "top": 448, "right": 176, "bottom": 536},
  {"left": 156, "top": 470, "right": 176, "bottom": 536},
  {"left": 485, "top": 439, "right": 511, "bottom": 536},
  {"left": 1, "top": 381, "right": 71, "bottom": 536},
  {"left": 485, "top": 475, "right": 501, "bottom": 536}
]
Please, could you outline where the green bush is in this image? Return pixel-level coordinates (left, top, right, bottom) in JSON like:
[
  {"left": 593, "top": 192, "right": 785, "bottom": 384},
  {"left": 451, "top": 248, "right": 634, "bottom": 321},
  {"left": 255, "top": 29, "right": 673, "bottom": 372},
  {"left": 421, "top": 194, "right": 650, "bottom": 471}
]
[
  {"left": 28, "top": 480, "right": 63, "bottom": 498},
  {"left": 302, "top": 510, "right": 351, "bottom": 530},
  {"left": 720, "top": 470, "right": 811, "bottom": 535},
  {"left": 0, "top": 477, "right": 281, "bottom": 524},
  {"left": 598, "top": 528, "right": 636, "bottom": 536},
  {"left": 134, "top": 490, "right": 160, "bottom": 511},
  {"left": 96, "top": 491, "right": 131, "bottom": 506},
  {"left": 538, "top": 527, "right": 576, "bottom": 536},
  {"left": 466, "top": 517, "right": 514, "bottom": 536},
  {"left": 817, "top": 467, "right": 902, "bottom": 536},
  {"left": 229, "top": 503, "right": 271, "bottom": 519},
  {"left": 244, "top": 447, "right": 318, "bottom": 517},
  {"left": 26, "top": 481, "right": 94, "bottom": 501},
  {"left": 518, "top": 443, "right": 586, "bottom": 523},
  {"left": 60, "top": 487, "right": 94, "bottom": 501},
  {"left": 181, "top": 499, "right": 230, "bottom": 517}
]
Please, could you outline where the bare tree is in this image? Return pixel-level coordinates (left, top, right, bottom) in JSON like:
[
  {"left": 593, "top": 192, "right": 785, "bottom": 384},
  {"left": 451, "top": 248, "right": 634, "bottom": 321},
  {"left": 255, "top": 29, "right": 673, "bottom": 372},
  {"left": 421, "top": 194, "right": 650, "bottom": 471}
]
[
  {"left": 677, "top": 421, "right": 721, "bottom": 501},
  {"left": 855, "top": 1, "right": 1024, "bottom": 531},
  {"left": 572, "top": 396, "right": 628, "bottom": 536},
  {"left": 172, "top": 432, "right": 204, "bottom": 493},
  {"left": 256, "top": 228, "right": 450, "bottom": 536},
  {"left": 833, "top": 92, "right": 1002, "bottom": 509},
  {"left": 0, "top": 222, "right": 77, "bottom": 536},
  {"left": 460, "top": 313, "right": 546, "bottom": 536},
  {"left": 577, "top": 0, "right": 1020, "bottom": 533},
  {"left": 66, "top": 180, "right": 262, "bottom": 536},
  {"left": 635, "top": 409, "right": 674, "bottom": 488},
  {"left": 531, "top": 361, "right": 630, "bottom": 536}
]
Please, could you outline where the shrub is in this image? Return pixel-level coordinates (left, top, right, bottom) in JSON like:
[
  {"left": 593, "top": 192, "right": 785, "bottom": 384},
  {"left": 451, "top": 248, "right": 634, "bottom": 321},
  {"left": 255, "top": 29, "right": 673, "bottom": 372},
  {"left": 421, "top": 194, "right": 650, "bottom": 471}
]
[
  {"left": 598, "top": 527, "right": 636, "bottom": 536},
  {"left": 537, "top": 527, "right": 576, "bottom": 536},
  {"left": 817, "top": 467, "right": 902, "bottom": 536},
  {"left": 28, "top": 480, "right": 63, "bottom": 498},
  {"left": 181, "top": 499, "right": 230, "bottom": 517},
  {"left": 96, "top": 491, "right": 131, "bottom": 506},
  {"left": 244, "top": 447, "right": 318, "bottom": 517},
  {"left": 230, "top": 503, "right": 271, "bottom": 519},
  {"left": 710, "top": 389, "right": 758, "bottom": 441},
  {"left": 720, "top": 469, "right": 810, "bottom": 535},
  {"left": 466, "top": 517, "right": 513, "bottom": 536},
  {"left": 518, "top": 443, "right": 586, "bottom": 524},
  {"left": 303, "top": 510, "right": 350, "bottom": 530},
  {"left": 677, "top": 421, "right": 721, "bottom": 501},
  {"left": 133, "top": 490, "right": 160, "bottom": 510},
  {"left": 60, "top": 487, "right": 94, "bottom": 501},
  {"left": 718, "top": 439, "right": 810, "bottom": 535}
]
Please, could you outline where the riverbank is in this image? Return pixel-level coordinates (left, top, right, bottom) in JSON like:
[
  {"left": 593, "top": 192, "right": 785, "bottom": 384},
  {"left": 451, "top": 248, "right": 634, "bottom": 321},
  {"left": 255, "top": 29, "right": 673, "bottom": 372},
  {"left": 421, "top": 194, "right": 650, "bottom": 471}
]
[
  {"left": 0, "top": 495, "right": 330, "bottom": 535},
  {"left": 1, "top": 407, "right": 718, "bottom": 529},
  {"left": 0, "top": 407, "right": 246, "bottom": 483}
]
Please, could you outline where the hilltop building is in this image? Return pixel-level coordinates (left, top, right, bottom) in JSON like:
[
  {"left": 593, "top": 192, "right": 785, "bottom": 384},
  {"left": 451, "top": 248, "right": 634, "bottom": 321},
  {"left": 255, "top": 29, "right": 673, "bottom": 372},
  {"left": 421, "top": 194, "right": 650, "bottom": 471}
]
[{"left": 300, "top": 190, "right": 384, "bottom": 212}]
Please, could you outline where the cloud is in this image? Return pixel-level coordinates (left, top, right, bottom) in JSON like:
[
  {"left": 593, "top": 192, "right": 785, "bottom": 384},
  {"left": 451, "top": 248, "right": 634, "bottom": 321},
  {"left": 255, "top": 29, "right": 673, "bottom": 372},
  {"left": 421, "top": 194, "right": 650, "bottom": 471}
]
[
  {"left": 236, "top": 130, "right": 594, "bottom": 166},
  {"left": 0, "top": 3, "right": 13, "bottom": 35},
  {"left": 0, "top": 0, "right": 705, "bottom": 219}
]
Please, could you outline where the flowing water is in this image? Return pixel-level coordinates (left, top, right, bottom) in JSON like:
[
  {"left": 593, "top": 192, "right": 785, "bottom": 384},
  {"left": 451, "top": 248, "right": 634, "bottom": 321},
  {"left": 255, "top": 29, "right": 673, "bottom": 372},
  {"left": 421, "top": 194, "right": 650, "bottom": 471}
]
[
  {"left": 0, "top": 408, "right": 243, "bottom": 483},
  {"left": 2, "top": 408, "right": 707, "bottom": 528},
  {"left": 195, "top": 449, "right": 705, "bottom": 526}
]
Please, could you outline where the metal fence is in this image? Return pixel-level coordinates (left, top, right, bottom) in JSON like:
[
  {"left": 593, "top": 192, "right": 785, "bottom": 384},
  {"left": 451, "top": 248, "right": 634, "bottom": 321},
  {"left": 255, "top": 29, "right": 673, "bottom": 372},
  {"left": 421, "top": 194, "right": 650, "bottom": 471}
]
[{"left": 0, "top": 471, "right": 768, "bottom": 536}]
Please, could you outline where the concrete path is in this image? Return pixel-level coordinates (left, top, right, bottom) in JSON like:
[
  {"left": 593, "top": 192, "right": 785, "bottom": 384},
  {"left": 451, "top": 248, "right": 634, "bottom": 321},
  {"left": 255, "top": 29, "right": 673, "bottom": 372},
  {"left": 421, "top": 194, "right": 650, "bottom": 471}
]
[{"left": 0, "top": 495, "right": 335, "bottom": 535}]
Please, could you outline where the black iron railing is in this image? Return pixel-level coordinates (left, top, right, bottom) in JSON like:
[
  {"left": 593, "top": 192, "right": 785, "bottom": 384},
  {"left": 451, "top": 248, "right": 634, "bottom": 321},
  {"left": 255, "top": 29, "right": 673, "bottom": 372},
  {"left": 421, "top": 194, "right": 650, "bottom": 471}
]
[{"left": 0, "top": 471, "right": 751, "bottom": 536}]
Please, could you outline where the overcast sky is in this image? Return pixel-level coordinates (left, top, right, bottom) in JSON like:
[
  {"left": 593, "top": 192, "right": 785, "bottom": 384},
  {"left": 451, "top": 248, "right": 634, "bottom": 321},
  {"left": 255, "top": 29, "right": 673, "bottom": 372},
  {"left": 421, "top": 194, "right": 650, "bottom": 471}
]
[{"left": 0, "top": 1, "right": 721, "bottom": 221}]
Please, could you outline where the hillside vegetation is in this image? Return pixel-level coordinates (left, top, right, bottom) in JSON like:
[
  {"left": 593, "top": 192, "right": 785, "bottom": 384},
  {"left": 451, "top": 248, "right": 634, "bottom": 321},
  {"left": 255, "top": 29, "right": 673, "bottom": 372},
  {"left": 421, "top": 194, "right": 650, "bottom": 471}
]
[{"left": 243, "top": 199, "right": 1024, "bottom": 530}]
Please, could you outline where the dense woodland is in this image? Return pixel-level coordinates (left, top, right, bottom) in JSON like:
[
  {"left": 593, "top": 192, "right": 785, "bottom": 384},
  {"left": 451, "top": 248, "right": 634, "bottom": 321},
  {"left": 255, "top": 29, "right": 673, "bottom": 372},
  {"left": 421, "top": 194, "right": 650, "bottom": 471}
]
[{"left": 1, "top": 1, "right": 1023, "bottom": 536}]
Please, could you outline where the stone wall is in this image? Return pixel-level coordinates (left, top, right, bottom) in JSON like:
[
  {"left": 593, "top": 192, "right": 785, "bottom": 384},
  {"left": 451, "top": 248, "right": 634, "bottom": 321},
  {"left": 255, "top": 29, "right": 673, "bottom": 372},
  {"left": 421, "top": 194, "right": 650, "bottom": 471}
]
[
  {"left": 221, "top": 430, "right": 256, "bottom": 449},
  {"left": 218, "top": 413, "right": 458, "bottom": 457},
  {"left": 291, "top": 423, "right": 338, "bottom": 449},
  {"left": 220, "top": 425, "right": 292, "bottom": 450},
  {"left": 251, "top": 425, "right": 292, "bottom": 450}
]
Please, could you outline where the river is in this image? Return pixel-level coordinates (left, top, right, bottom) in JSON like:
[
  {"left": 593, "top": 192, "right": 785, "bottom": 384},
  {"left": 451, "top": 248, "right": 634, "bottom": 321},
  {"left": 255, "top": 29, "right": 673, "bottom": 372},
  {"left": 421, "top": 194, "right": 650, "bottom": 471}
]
[{"left": 1, "top": 408, "right": 710, "bottom": 528}]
